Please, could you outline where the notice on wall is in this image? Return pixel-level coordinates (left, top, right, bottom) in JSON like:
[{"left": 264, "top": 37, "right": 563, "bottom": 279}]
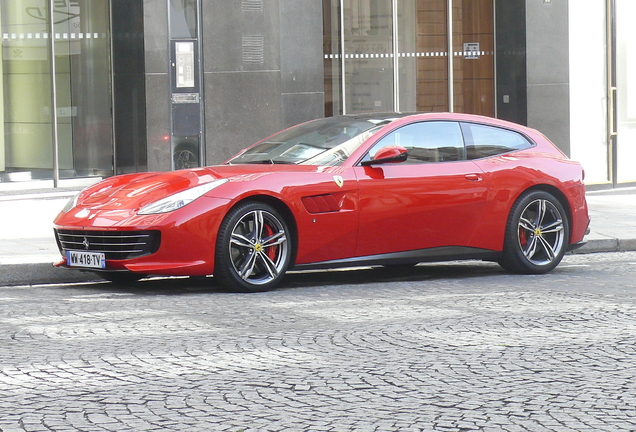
[
  {"left": 175, "top": 42, "right": 195, "bottom": 88},
  {"left": 464, "top": 42, "right": 480, "bottom": 59}
]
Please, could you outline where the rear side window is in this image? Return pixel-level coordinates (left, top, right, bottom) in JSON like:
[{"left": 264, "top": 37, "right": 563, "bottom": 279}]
[{"left": 462, "top": 123, "right": 533, "bottom": 160}]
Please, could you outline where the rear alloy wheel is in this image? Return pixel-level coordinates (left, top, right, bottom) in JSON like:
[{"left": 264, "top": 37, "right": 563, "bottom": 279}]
[
  {"left": 499, "top": 190, "right": 569, "bottom": 274},
  {"left": 215, "top": 202, "right": 291, "bottom": 292}
]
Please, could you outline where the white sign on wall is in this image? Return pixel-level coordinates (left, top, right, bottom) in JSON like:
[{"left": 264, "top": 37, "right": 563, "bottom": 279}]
[{"left": 464, "top": 42, "right": 480, "bottom": 59}]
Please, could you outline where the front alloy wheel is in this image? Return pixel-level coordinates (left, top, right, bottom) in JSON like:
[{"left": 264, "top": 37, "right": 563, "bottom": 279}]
[
  {"left": 215, "top": 202, "right": 291, "bottom": 292},
  {"left": 500, "top": 190, "right": 569, "bottom": 274}
]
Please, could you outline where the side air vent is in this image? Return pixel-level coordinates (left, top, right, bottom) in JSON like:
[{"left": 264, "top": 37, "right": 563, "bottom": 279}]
[{"left": 301, "top": 194, "right": 341, "bottom": 214}]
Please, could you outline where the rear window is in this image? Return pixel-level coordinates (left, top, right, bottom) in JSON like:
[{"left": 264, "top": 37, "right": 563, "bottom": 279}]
[{"left": 462, "top": 123, "right": 533, "bottom": 160}]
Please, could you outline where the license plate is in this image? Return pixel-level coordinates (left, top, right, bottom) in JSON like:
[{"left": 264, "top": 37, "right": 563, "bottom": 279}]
[{"left": 67, "top": 250, "right": 106, "bottom": 269}]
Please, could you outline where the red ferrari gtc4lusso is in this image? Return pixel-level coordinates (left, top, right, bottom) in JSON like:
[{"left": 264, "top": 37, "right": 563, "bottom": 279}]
[{"left": 54, "top": 113, "right": 590, "bottom": 292}]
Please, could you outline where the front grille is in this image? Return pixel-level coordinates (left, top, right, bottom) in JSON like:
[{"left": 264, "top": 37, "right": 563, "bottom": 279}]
[{"left": 55, "top": 229, "right": 161, "bottom": 260}]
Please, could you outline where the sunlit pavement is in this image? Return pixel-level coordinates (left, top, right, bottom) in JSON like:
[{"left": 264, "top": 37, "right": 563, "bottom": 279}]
[{"left": 1, "top": 252, "right": 635, "bottom": 431}]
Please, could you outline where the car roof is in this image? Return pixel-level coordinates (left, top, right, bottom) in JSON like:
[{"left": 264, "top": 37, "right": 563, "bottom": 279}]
[
  {"left": 340, "top": 112, "right": 416, "bottom": 123},
  {"left": 339, "top": 112, "right": 539, "bottom": 136}
]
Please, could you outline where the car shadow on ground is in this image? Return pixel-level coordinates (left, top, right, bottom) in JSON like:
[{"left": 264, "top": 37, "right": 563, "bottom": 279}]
[
  {"left": 67, "top": 260, "right": 507, "bottom": 295},
  {"left": 283, "top": 261, "right": 506, "bottom": 288}
]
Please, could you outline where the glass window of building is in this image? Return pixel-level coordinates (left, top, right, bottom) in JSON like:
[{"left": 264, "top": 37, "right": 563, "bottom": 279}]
[
  {"left": 323, "top": 0, "right": 494, "bottom": 117},
  {"left": 568, "top": 0, "right": 609, "bottom": 184},
  {"left": 616, "top": 0, "right": 636, "bottom": 183},
  {"left": 1, "top": 0, "right": 113, "bottom": 183}
]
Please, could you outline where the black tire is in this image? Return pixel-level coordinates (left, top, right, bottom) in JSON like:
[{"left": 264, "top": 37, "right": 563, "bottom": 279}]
[
  {"left": 499, "top": 190, "right": 569, "bottom": 274},
  {"left": 97, "top": 272, "right": 147, "bottom": 284},
  {"left": 214, "top": 201, "right": 292, "bottom": 292}
]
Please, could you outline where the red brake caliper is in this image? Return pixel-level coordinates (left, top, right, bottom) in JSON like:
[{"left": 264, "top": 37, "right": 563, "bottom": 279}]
[
  {"left": 519, "top": 227, "right": 528, "bottom": 247},
  {"left": 264, "top": 224, "right": 277, "bottom": 261}
]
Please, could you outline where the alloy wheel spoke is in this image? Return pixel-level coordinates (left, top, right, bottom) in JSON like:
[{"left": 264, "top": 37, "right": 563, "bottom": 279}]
[
  {"left": 535, "top": 200, "right": 547, "bottom": 227},
  {"left": 238, "top": 251, "right": 258, "bottom": 280},
  {"left": 519, "top": 216, "right": 535, "bottom": 232},
  {"left": 262, "top": 231, "right": 287, "bottom": 248},
  {"left": 540, "top": 219, "right": 564, "bottom": 234},
  {"left": 253, "top": 210, "right": 265, "bottom": 243},
  {"left": 537, "top": 235, "right": 557, "bottom": 261},
  {"left": 256, "top": 251, "right": 279, "bottom": 279},
  {"left": 230, "top": 232, "right": 253, "bottom": 249},
  {"left": 523, "top": 235, "right": 539, "bottom": 259}
]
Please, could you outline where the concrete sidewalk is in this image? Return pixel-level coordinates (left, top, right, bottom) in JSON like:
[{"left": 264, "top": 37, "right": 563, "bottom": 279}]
[{"left": 0, "top": 182, "right": 635, "bottom": 286}]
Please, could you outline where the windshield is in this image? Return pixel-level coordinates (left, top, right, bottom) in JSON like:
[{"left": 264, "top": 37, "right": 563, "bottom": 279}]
[{"left": 227, "top": 117, "right": 386, "bottom": 166}]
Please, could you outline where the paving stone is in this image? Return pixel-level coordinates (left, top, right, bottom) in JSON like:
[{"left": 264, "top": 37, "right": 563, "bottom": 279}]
[{"left": 1, "top": 252, "right": 636, "bottom": 431}]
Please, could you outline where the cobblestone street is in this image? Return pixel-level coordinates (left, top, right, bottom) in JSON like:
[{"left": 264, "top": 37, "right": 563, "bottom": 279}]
[{"left": 1, "top": 252, "right": 636, "bottom": 431}]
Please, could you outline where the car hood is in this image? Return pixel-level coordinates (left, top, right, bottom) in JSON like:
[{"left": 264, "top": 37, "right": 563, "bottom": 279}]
[{"left": 75, "top": 165, "right": 323, "bottom": 211}]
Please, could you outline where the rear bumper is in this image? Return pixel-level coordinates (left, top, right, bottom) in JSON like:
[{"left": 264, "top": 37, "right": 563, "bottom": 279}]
[{"left": 567, "top": 218, "right": 591, "bottom": 252}]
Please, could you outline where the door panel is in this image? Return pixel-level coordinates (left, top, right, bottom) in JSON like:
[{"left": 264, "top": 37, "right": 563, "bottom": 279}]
[{"left": 353, "top": 161, "right": 488, "bottom": 257}]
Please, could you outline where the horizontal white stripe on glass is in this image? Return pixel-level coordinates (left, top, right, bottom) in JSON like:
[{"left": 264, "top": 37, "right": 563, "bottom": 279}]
[
  {"left": 324, "top": 51, "right": 494, "bottom": 60},
  {"left": 2, "top": 33, "right": 107, "bottom": 41}
]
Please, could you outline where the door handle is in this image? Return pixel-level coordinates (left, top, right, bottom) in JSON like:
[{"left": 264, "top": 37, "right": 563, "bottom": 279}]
[{"left": 465, "top": 173, "right": 481, "bottom": 181}]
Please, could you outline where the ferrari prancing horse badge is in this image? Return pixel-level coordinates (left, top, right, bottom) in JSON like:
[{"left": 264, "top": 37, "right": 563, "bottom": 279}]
[{"left": 333, "top": 175, "right": 344, "bottom": 188}]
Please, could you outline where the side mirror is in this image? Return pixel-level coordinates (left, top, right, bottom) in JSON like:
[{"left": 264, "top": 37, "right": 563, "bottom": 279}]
[{"left": 361, "top": 145, "right": 408, "bottom": 166}]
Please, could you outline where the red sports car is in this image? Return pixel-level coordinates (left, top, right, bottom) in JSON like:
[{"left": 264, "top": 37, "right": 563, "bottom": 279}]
[{"left": 54, "top": 113, "right": 590, "bottom": 292}]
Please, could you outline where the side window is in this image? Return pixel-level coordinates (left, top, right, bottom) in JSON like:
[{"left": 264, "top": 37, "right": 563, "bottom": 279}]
[
  {"left": 462, "top": 123, "right": 534, "bottom": 160},
  {"left": 364, "top": 121, "right": 465, "bottom": 164}
]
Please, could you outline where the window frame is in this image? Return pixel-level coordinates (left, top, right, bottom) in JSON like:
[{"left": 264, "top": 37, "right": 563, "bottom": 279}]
[
  {"left": 358, "top": 120, "right": 467, "bottom": 166},
  {"left": 460, "top": 121, "right": 536, "bottom": 161}
]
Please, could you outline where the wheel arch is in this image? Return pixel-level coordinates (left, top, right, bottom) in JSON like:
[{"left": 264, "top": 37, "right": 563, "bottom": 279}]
[
  {"left": 224, "top": 194, "right": 299, "bottom": 263},
  {"left": 514, "top": 184, "right": 573, "bottom": 242}
]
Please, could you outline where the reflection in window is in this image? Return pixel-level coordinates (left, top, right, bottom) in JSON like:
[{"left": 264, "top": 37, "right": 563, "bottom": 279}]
[
  {"left": 366, "top": 121, "right": 464, "bottom": 163},
  {"left": 170, "top": 0, "right": 198, "bottom": 39},
  {"left": 462, "top": 123, "right": 533, "bottom": 160},
  {"left": 228, "top": 117, "right": 379, "bottom": 165},
  {"left": 0, "top": 1, "right": 53, "bottom": 179},
  {"left": 303, "top": 127, "right": 382, "bottom": 166},
  {"left": 1, "top": 0, "right": 113, "bottom": 181},
  {"left": 616, "top": 0, "right": 636, "bottom": 182}
]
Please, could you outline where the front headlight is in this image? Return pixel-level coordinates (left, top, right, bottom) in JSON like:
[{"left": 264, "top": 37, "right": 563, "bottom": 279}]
[
  {"left": 138, "top": 179, "right": 228, "bottom": 215},
  {"left": 61, "top": 192, "right": 81, "bottom": 213}
]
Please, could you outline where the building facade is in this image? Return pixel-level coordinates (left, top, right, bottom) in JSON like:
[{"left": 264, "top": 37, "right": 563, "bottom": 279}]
[{"left": 0, "top": 0, "right": 634, "bottom": 188}]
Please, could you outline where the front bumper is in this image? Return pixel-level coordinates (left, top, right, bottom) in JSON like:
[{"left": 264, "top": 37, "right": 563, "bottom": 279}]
[{"left": 53, "top": 196, "right": 232, "bottom": 276}]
